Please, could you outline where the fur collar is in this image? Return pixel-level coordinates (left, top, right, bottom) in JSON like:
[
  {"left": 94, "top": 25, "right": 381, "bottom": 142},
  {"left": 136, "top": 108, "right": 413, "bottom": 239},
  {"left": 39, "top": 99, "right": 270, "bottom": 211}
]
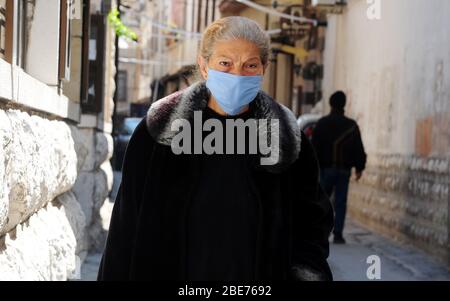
[{"left": 146, "top": 81, "right": 301, "bottom": 173}]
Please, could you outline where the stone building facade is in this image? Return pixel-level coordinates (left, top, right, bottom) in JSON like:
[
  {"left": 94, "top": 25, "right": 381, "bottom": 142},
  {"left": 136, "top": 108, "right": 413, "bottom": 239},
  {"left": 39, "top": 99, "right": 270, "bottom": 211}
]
[{"left": 0, "top": 0, "right": 116, "bottom": 280}]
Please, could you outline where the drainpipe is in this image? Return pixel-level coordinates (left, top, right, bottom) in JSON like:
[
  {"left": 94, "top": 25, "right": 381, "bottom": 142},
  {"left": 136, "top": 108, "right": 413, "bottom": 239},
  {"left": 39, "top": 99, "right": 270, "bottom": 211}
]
[{"left": 112, "top": 0, "right": 120, "bottom": 135}]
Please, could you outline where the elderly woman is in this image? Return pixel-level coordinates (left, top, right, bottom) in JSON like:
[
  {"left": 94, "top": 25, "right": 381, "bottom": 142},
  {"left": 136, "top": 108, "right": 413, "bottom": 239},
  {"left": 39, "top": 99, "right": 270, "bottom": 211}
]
[{"left": 98, "top": 16, "right": 333, "bottom": 281}]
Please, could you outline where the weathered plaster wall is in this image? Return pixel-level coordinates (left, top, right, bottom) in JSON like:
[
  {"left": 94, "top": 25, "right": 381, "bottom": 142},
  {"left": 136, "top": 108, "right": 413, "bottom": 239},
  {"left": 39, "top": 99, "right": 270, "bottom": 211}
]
[{"left": 321, "top": 0, "right": 450, "bottom": 262}]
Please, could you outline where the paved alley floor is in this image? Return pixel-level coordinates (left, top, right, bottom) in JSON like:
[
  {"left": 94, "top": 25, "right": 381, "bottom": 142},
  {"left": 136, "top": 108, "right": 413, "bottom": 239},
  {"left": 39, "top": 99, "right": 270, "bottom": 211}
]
[
  {"left": 329, "top": 220, "right": 450, "bottom": 281},
  {"left": 80, "top": 170, "right": 450, "bottom": 283},
  {"left": 80, "top": 253, "right": 102, "bottom": 281},
  {"left": 79, "top": 171, "right": 121, "bottom": 281},
  {"left": 82, "top": 219, "right": 450, "bottom": 281}
]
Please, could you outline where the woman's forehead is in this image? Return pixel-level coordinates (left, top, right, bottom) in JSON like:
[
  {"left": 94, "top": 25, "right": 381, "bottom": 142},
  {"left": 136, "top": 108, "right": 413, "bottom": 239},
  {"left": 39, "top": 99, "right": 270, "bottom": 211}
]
[{"left": 211, "top": 39, "right": 261, "bottom": 61}]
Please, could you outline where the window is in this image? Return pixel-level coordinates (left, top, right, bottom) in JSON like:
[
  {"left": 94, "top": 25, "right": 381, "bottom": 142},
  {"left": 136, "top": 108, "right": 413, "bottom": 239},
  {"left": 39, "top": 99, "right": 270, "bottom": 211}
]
[
  {"left": 0, "top": 0, "right": 14, "bottom": 63},
  {"left": 59, "top": 0, "right": 73, "bottom": 81},
  {"left": 17, "top": 0, "right": 34, "bottom": 68},
  {"left": 17, "top": 1, "right": 60, "bottom": 84},
  {"left": 82, "top": 13, "right": 105, "bottom": 114},
  {"left": 0, "top": 0, "right": 36, "bottom": 66},
  {"left": 0, "top": 0, "right": 6, "bottom": 60},
  {"left": 80, "top": 0, "right": 90, "bottom": 105}
]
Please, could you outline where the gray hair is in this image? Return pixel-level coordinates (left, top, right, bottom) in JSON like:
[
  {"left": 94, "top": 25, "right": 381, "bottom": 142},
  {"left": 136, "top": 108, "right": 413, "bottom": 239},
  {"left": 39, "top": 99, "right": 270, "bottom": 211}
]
[{"left": 200, "top": 16, "right": 271, "bottom": 65}]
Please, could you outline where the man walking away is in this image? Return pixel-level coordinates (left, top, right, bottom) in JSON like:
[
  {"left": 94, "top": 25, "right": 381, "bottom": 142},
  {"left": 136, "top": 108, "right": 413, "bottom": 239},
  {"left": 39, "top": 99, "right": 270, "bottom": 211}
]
[{"left": 311, "top": 91, "right": 367, "bottom": 244}]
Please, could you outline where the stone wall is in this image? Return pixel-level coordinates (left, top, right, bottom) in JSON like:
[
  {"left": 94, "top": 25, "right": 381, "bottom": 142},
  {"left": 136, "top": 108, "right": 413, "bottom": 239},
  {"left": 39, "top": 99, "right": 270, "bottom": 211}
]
[
  {"left": 0, "top": 0, "right": 116, "bottom": 280},
  {"left": 0, "top": 109, "right": 85, "bottom": 280},
  {"left": 348, "top": 154, "right": 449, "bottom": 261},
  {"left": 70, "top": 127, "right": 114, "bottom": 252},
  {"left": 0, "top": 107, "right": 114, "bottom": 279}
]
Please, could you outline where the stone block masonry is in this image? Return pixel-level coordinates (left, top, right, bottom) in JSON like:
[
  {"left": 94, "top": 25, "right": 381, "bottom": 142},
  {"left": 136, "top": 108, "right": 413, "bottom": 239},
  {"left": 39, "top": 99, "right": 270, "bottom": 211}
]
[
  {"left": 0, "top": 108, "right": 112, "bottom": 280},
  {"left": 348, "top": 153, "right": 449, "bottom": 263}
]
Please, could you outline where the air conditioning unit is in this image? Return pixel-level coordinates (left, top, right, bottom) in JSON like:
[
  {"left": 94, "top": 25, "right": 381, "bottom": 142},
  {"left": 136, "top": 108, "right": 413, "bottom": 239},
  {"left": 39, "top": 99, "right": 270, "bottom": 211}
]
[{"left": 311, "top": 0, "right": 347, "bottom": 14}]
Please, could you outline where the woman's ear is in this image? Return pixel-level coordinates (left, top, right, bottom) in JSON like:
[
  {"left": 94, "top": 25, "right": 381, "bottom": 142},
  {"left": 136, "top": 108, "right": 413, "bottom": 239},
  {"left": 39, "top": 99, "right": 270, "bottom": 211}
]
[{"left": 197, "top": 55, "right": 208, "bottom": 80}]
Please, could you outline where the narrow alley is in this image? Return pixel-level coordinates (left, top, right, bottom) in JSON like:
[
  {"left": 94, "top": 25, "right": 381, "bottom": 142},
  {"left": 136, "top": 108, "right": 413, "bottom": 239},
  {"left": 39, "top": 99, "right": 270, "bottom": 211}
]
[{"left": 0, "top": 0, "right": 449, "bottom": 283}]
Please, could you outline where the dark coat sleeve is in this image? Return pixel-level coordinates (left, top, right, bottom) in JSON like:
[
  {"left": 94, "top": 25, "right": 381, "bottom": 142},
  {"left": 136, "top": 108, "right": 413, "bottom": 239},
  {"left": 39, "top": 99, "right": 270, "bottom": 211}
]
[
  {"left": 97, "top": 119, "right": 154, "bottom": 281},
  {"left": 352, "top": 124, "right": 367, "bottom": 173},
  {"left": 289, "top": 131, "right": 334, "bottom": 281}
]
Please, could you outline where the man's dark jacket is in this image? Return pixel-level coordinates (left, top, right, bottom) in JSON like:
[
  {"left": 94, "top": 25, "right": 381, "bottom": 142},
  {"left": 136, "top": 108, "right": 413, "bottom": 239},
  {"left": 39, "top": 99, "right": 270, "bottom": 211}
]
[
  {"left": 98, "top": 82, "right": 334, "bottom": 281},
  {"left": 312, "top": 110, "right": 366, "bottom": 172}
]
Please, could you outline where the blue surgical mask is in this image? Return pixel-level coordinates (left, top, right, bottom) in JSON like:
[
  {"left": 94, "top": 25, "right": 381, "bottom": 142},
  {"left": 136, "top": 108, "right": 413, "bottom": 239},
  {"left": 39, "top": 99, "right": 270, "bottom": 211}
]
[{"left": 206, "top": 68, "right": 263, "bottom": 116}]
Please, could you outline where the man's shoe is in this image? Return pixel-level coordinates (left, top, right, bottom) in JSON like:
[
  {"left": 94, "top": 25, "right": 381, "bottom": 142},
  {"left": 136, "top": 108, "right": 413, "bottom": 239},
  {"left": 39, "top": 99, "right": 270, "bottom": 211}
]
[{"left": 333, "top": 235, "right": 346, "bottom": 244}]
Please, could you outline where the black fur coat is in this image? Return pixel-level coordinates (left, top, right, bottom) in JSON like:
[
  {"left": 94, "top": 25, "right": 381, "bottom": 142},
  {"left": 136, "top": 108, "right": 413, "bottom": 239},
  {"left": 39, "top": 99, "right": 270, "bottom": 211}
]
[{"left": 98, "top": 82, "right": 334, "bottom": 281}]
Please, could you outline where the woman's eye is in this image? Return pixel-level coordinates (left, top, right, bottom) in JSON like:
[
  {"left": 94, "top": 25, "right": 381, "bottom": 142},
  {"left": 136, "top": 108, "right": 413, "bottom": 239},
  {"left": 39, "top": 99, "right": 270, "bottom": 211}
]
[
  {"left": 246, "top": 64, "right": 258, "bottom": 68},
  {"left": 219, "top": 61, "right": 231, "bottom": 67}
]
